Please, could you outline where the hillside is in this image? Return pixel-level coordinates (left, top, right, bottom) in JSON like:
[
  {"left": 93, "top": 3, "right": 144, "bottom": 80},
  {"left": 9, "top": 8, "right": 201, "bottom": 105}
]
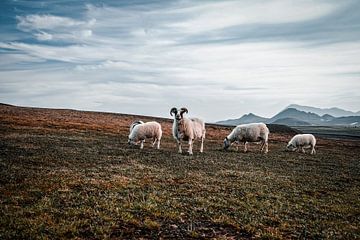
[
  {"left": 216, "top": 113, "right": 269, "bottom": 125},
  {"left": 217, "top": 107, "right": 360, "bottom": 126},
  {"left": 269, "top": 108, "right": 322, "bottom": 124},
  {"left": 1, "top": 104, "right": 360, "bottom": 239},
  {"left": 287, "top": 104, "right": 360, "bottom": 117},
  {"left": 271, "top": 117, "right": 311, "bottom": 126}
]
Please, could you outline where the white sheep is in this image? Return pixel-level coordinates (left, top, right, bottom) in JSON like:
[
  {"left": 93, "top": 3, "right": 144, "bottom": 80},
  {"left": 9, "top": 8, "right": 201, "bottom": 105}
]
[
  {"left": 223, "top": 123, "right": 269, "bottom": 153},
  {"left": 286, "top": 134, "right": 316, "bottom": 154},
  {"left": 170, "top": 107, "right": 206, "bottom": 155},
  {"left": 128, "top": 121, "right": 162, "bottom": 149}
]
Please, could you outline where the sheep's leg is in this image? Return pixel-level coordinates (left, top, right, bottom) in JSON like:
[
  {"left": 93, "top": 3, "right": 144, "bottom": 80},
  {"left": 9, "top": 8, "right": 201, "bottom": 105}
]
[
  {"left": 140, "top": 140, "right": 144, "bottom": 149},
  {"left": 264, "top": 141, "right": 268, "bottom": 154},
  {"left": 244, "top": 142, "right": 248, "bottom": 152},
  {"left": 151, "top": 138, "right": 157, "bottom": 148},
  {"left": 188, "top": 139, "right": 193, "bottom": 155},
  {"left": 177, "top": 140, "right": 182, "bottom": 154},
  {"left": 311, "top": 145, "right": 316, "bottom": 155},
  {"left": 157, "top": 138, "right": 161, "bottom": 149},
  {"left": 200, "top": 137, "right": 204, "bottom": 153},
  {"left": 260, "top": 140, "right": 265, "bottom": 152},
  {"left": 231, "top": 142, "right": 239, "bottom": 150},
  {"left": 301, "top": 147, "right": 305, "bottom": 153}
]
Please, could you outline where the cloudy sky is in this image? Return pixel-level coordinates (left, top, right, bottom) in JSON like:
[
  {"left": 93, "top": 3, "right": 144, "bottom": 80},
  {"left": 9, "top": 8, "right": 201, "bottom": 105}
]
[{"left": 1, "top": 0, "right": 360, "bottom": 122}]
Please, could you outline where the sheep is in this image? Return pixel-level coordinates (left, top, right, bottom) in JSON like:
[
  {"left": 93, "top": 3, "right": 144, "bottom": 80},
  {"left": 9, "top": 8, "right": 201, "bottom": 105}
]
[
  {"left": 128, "top": 120, "right": 146, "bottom": 145},
  {"left": 286, "top": 134, "right": 316, "bottom": 154},
  {"left": 128, "top": 121, "right": 162, "bottom": 149},
  {"left": 170, "top": 107, "right": 206, "bottom": 155},
  {"left": 223, "top": 123, "right": 269, "bottom": 153}
]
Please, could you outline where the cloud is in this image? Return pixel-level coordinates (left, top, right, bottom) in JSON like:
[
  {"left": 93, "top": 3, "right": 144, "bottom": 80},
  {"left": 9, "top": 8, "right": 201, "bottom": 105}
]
[
  {"left": 1, "top": 0, "right": 360, "bottom": 121},
  {"left": 165, "top": 0, "right": 343, "bottom": 33},
  {"left": 34, "top": 31, "right": 53, "bottom": 41},
  {"left": 15, "top": 14, "right": 95, "bottom": 43},
  {"left": 16, "top": 14, "right": 94, "bottom": 31}
]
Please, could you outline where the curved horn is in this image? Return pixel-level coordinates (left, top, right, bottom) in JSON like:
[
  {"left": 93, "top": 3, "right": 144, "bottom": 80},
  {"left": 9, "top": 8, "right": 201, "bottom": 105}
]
[
  {"left": 132, "top": 120, "right": 144, "bottom": 125},
  {"left": 170, "top": 107, "right": 177, "bottom": 116},
  {"left": 180, "top": 107, "right": 188, "bottom": 118},
  {"left": 180, "top": 107, "right": 188, "bottom": 114}
]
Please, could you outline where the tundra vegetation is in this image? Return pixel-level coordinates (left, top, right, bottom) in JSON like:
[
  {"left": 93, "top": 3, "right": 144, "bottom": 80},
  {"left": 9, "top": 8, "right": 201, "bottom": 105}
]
[{"left": 0, "top": 104, "right": 359, "bottom": 239}]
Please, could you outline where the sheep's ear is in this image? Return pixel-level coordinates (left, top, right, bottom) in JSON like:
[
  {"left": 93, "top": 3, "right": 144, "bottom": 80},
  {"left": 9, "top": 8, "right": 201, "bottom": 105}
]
[{"left": 170, "top": 107, "right": 177, "bottom": 116}]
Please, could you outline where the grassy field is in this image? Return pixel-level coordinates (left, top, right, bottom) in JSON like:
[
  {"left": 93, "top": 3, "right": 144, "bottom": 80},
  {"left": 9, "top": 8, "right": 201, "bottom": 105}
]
[
  {"left": 294, "top": 126, "right": 360, "bottom": 140},
  {"left": 1, "top": 104, "right": 360, "bottom": 239}
]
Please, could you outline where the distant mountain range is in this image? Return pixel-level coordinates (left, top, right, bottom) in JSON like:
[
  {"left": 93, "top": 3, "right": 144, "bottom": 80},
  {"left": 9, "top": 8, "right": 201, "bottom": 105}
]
[
  {"left": 216, "top": 104, "right": 360, "bottom": 126},
  {"left": 287, "top": 104, "right": 360, "bottom": 117}
]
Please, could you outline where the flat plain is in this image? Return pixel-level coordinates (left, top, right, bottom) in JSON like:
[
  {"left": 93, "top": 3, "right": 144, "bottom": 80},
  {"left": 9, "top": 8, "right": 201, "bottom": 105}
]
[{"left": 1, "top": 104, "right": 359, "bottom": 239}]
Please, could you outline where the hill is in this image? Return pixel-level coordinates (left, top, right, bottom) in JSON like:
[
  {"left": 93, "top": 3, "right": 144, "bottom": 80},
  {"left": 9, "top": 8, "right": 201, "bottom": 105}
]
[
  {"left": 217, "top": 107, "right": 360, "bottom": 127},
  {"left": 269, "top": 108, "right": 322, "bottom": 125},
  {"left": 271, "top": 117, "right": 311, "bottom": 126},
  {"left": 1, "top": 103, "right": 360, "bottom": 239},
  {"left": 287, "top": 104, "right": 360, "bottom": 117},
  {"left": 329, "top": 116, "right": 360, "bottom": 126},
  {"left": 216, "top": 113, "right": 269, "bottom": 126},
  {"left": 271, "top": 108, "right": 360, "bottom": 126}
]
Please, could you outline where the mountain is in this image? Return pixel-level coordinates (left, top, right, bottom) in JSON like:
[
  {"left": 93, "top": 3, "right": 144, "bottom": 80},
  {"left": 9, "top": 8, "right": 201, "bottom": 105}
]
[
  {"left": 216, "top": 113, "right": 269, "bottom": 126},
  {"left": 321, "top": 114, "right": 335, "bottom": 122},
  {"left": 216, "top": 106, "right": 360, "bottom": 127},
  {"left": 329, "top": 116, "right": 360, "bottom": 126},
  {"left": 271, "top": 117, "right": 311, "bottom": 126},
  {"left": 287, "top": 104, "right": 360, "bottom": 117},
  {"left": 269, "top": 108, "right": 323, "bottom": 125},
  {"left": 269, "top": 108, "right": 360, "bottom": 126}
]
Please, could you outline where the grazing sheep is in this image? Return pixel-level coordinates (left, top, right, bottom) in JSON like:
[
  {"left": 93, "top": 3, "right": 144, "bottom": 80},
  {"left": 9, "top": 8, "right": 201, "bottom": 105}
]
[
  {"left": 170, "top": 107, "right": 206, "bottom": 155},
  {"left": 223, "top": 123, "right": 269, "bottom": 153},
  {"left": 128, "top": 121, "right": 162, "bottom": 149},
  {"left": 286, "top": 134, "right": 316, "bottom": 154}
]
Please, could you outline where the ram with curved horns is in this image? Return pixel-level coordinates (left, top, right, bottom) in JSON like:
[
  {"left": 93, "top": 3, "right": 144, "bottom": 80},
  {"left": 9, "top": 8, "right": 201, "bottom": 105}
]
[{"left": 170, "top": 107, "right": 206, "bottom": 155}]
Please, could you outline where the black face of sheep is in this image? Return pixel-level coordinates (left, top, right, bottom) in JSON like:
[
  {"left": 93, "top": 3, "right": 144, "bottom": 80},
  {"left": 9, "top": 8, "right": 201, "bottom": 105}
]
[
  {"left": 170, "top": 107, "right": 188, "bottom": 121},
  {"left": 223, "top": 137, "right": 230, "bottom": 150}
]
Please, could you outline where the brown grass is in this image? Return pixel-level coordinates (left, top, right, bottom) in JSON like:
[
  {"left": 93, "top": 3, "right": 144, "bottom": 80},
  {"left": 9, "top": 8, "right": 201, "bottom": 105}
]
[{"left": 0, "top": 104, "right": 359, "bottom": 239}]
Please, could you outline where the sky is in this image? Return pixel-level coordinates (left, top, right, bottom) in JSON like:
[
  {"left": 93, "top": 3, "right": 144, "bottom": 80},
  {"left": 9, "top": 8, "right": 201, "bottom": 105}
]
[{"left": 0, "top": 0, "right": 360, "bottom": 122}]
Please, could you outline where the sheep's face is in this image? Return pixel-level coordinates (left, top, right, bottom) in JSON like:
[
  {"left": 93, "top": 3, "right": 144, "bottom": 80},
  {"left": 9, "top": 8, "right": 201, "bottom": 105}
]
[
  {"left": 128, "top": 137, "right": 139, "bottom": 146},
  {"left": 170, "top": 107, "right": 188, "bottom": 121},
  {"left": 286, "top": 143, "right": 296, "bottom": 151},
  {"left": 170, "top": 108, "right": 181, "bottom": 120},
  {"left": 128, "top": 138, "right": 135, "bottom": 145},
  {"left": 175, "top": 112, "right": 182, "bottom": 121},
  {"left": 223, "top": 137, "right": 230, "bottom": 150}
]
